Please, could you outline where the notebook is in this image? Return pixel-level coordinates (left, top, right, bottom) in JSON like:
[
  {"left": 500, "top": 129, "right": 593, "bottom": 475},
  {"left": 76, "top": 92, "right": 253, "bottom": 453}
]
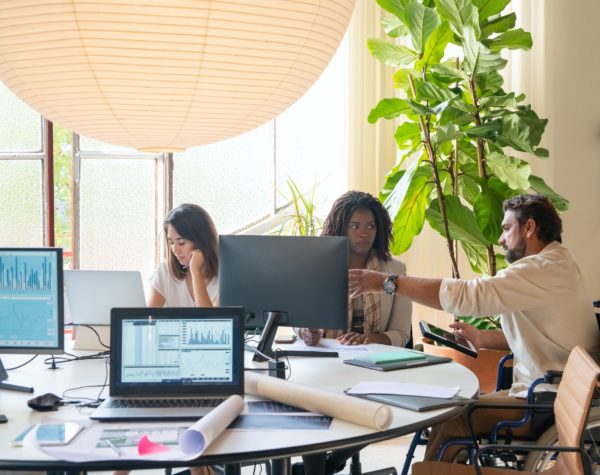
[
  {"left": 64, "top": 270, "right": 146, "bottom": 326},
  {"left": 343, "top": 349, "right": 451, "bottom": 371},
  {"left": 345, "top": 390, "right": 475, "bottom": 412},
  {"left": 91, "top": 307, "right": 244, "bottom": 421}
]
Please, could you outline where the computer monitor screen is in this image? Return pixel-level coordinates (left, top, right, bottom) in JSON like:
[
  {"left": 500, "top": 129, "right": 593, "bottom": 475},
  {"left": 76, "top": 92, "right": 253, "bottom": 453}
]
[
  {"left": 219, "top": 235, "right": 348, "bottom": 358},
  {"left": 0, "top": 248, "right": 64, "bottom": 392}
]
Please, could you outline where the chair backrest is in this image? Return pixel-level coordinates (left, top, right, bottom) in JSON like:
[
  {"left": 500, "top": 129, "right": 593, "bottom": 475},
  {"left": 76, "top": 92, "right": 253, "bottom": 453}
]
[{"left": 554, "top": 346, "right": 600, "bottom": 474}]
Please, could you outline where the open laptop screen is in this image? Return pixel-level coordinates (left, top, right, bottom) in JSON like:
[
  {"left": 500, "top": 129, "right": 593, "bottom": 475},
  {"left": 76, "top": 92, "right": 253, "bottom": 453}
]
[{"left": 110, "top": 307, "right": 244, "bottom": 397}]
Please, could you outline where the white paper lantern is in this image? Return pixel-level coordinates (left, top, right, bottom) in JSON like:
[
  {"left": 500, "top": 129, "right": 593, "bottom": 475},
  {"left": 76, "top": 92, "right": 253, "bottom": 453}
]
[{"left": 0, "top": 1, "right": 355, "bottom": 152}]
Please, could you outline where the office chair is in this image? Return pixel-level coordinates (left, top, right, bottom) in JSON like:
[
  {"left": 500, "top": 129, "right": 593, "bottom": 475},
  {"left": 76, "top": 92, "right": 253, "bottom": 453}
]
[{"left": 410, "top": 345, "right": 600, "bottom": 475}]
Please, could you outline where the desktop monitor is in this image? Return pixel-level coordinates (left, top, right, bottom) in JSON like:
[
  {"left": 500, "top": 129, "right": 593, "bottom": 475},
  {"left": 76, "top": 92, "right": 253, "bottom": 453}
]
[
  {"left": 0, "top": 248, "right": 64, "bottom": 392},
  {"left": 219, "top": 235, "right": 348, "bottom": 360}
]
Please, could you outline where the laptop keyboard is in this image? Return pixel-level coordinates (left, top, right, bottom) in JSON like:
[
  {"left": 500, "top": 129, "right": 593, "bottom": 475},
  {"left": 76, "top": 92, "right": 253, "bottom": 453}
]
[{"left": 107, "top": 397, "right": 227, "bottom": 409}]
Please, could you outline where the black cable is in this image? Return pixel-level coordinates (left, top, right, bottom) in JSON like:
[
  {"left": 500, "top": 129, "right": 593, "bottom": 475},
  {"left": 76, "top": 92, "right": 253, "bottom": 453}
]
[
  {"left": 66, "top": 323, "right": 110, "bottom": 349},
  {"left": 4, "top": 354, "right": 38, "bottom": 371}
]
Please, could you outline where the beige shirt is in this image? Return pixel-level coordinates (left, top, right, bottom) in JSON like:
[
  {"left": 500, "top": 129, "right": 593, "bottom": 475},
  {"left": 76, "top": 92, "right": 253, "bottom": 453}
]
[
  {"left": 439, "top": 241, "right": 599, "bottom": 397},
  {"left": 150, "top": 262, "right": 218, "bottom": 307}
]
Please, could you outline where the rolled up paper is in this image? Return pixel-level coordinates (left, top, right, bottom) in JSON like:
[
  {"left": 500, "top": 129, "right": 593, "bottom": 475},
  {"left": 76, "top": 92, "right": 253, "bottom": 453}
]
[
  {"left": 179, "top": 394, "right": 245, "bottom": 455},
  {"left": 244, "top": 372, "right": 392, "bottom": 430}
]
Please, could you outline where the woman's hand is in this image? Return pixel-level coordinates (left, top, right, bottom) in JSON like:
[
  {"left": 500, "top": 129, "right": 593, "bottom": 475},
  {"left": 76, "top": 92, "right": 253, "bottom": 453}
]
[
  {"left": 449, "top": 321, "right": 483, "bottom": 349},
  {"left": 299, "top": 328, "right": 324, "bottom": 346},
  {"left": 337, "top": 332, "right": 369, "bottom": 345},
  {"left": 348, "top": 269, "right": 387, "bottom": 297},
  {"left": 188, "top": 249, "right": 205, "bottom": 275}
]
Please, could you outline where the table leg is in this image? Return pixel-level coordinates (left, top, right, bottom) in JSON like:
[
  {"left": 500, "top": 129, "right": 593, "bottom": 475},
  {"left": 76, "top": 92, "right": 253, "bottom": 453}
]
[
  {"left": 224, "top": 463, "right": 242, "bottom": 475},
  {"left": 270, "top": 457, "right": 291, "bottom": 475}
]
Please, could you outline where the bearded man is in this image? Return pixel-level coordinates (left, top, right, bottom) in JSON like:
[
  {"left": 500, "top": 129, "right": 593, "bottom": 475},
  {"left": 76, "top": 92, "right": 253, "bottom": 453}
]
[{"left": 349, "top": 194, "right": 600, "bottom": 461}]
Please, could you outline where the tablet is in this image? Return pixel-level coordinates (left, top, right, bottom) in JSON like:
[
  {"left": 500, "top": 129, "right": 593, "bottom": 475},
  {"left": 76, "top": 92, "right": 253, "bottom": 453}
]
[{"left": 419, "top": 320, "right": 478, "bottom": 358}]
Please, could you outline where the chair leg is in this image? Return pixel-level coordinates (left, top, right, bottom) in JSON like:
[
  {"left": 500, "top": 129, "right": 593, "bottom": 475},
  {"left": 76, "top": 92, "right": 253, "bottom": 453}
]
[{"left": 400, "top": 431, "right": 423, "bottom": 475}]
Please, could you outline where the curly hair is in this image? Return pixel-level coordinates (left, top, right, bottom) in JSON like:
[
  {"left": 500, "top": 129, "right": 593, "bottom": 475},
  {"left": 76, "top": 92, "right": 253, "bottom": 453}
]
[
  {"left": 503, "top": 194, "right": 562, "bottom": 244},
  {"left": 322, "top": 191, "right": 393, "bottom": 261},
  {"left": 164, "top": 203, "right": 219, "bottom": 280}
]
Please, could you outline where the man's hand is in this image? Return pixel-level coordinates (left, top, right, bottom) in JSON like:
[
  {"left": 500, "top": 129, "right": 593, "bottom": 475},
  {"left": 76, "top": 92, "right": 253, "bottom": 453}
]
[
  {"left": 299, "top": 328, "right": 324, "bottom": 346},
  {"left": 449, "top": 322, "right": 484, "bottom": 349},
  {"left": 348, "top": 269, "right": 387, "bottom": 298}
]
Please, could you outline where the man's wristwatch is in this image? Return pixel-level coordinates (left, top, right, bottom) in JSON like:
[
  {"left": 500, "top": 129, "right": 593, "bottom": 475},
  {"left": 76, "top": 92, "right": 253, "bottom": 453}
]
[{"left": 383, "top": 274, "right": 398, "bottom": 295}]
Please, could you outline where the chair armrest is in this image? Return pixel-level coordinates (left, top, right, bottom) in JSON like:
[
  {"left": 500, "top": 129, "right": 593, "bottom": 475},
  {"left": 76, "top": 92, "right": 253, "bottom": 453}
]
[
  {"left": 474, "top": 444, "right": 593, "bottom": 475},
  {"left": 544, "top": 370, "right": 563, "bottom": 385}
]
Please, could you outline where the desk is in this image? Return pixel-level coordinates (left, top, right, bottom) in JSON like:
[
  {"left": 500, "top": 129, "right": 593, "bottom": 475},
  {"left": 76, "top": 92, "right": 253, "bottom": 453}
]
[{"left": 0, "top": 343, "right": 478, "bottom": 473}]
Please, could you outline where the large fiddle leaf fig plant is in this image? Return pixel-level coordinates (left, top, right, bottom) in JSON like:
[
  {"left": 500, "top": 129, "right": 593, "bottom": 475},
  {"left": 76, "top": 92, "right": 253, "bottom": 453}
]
[{"left": 369, "top": 0, "right": 568, "bottom": 328}]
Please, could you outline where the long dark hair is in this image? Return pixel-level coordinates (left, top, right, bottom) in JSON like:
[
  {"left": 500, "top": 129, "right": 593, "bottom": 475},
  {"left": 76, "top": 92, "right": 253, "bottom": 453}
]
[
  {"left": 322, "top": 191, "right": 393, "bottom": 261},
  {"left": 503, "top": 194, "right": 562, "bottom": 244},
  {"left": 164, "top": 203, "right": 219, "bottom": 280}
]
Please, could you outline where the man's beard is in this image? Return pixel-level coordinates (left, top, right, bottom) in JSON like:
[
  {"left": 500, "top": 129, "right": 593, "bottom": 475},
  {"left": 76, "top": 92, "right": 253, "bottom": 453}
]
[{"left": 505, "top": 239, "right": 526, "bottom": 264}]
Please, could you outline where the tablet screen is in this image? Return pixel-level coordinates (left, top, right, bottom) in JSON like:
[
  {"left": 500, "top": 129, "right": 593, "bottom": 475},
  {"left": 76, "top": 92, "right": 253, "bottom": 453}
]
[{"left": 419, "top": 320, "right": 478, "bottom": 357}]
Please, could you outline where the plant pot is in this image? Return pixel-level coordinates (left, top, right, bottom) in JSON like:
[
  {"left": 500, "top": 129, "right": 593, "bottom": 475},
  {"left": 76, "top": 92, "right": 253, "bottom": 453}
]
[{"left": 422, "top": 339, "right": 511, "bottom": 394}]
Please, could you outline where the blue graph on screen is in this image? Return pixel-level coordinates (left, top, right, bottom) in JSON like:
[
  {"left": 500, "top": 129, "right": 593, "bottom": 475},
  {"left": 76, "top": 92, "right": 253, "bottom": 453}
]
[
  {"left": 0, "top": 250, "right": 59, "bottom": 348},
  {"left": 184, "top": 321, "right": 231, "bottom": 346},
  {"left": 0, "top": 255, "right": 54, "bottom": 294}
]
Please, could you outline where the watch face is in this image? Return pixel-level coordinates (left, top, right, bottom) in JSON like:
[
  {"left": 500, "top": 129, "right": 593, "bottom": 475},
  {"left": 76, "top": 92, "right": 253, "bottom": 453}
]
[{"left": 383, "top": 277, "right": 396, "bottom": 294}]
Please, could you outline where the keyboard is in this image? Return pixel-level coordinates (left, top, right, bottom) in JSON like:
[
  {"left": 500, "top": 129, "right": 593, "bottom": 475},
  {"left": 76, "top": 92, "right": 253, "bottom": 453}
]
[{"left": 107, "top": 397, "right": 226, "bottom": 409}]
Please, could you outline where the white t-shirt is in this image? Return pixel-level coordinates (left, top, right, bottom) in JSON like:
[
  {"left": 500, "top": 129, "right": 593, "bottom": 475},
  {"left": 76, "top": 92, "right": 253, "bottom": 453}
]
[
  {"left": 439, "top": 241, "right": 600, "bottom": 397},
  {"left": 149, "top": 262, "right": 218, "bottom": 307}
]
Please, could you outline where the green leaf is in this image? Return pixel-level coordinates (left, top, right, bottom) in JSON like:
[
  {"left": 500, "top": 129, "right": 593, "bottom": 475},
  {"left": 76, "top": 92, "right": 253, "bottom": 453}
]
[
  {"left": 436, "top": 0, "right": 480, "bottom": 38},
  {"left": 368, "top": 98, "right": 411, "bottom": 123},
  {"left": 461, "top": 241, "right": 490, "bottom": 274},
  {"left": 479, "top": 92, "right": 517, "bottom": 109},
  {"left": 393, "top": 69, "right": 413, "bottom": 89},
  {"left": 465, "top": 119, "right": 502, "bottom": 139},
  {"left": 431, "top": 123, "right": 462, "bottom": 146},
  {"left": 380, "top": 164, "right": 407, "bottom": 202},
  {"left": 384, "top": 163, "right": 434, "bottom": 254},
  {"left": 416, "top": 21, "right": 453, "bottom": 69},
  {"left": 440, "top": 105, "right": 474, "bottom": 126},
  {"left": 472, "top": 0, "right": 510, "bottom": 21},
  {"left": 381, "top": 16, "right": 410, "bottom": 37},
  {"left": 406, "top": 99, "right": 435, "bottom": 115},
  {"left": 426, "top": 195, "right": 489, "bottom": 246},
  {"left": 481, "top": 13, "right": 516, "bottom": 37},
  {"left": 376, "top": 0, "right": 409, "bottom": 19},
  {"left": 534, "top": 147, "right": 549, "bottom": 158},
  {"left": 484, "top": 28, "right": 533, "bottom": 52},
  {"left": 474, "top": 182, "right": 504, "bottom": 242},
  {"left": 368, "top": 39, "right": 418, "bottom": 67},
  {"left": 528, "top": 175, "right": 570, "bottom": 212},
  {"left": 403, "top": 2, "right": 440, "bottom": 52},
  {"left": 497, "top": 110, "right": 548, "bottom": 153},
  {"left": 430, "top": 63, "right": 468, "bottom": 83},
  {"left": 485, "top": 151, "right": 531, "bottom": 190},
  {"left": 463, "top": 25, "right": 508, "bottom": 74},
  {"left": 458, "top": 174, "right": 481, "bottom": 205},
  {"left": 416, "top": 81, "right": 457, "bottom": 103},
  {"left": 394, "top": 122, "right": 421, "bottom": 149},
  {"left": 475, "top": 70, "right": 504, "bottom": 95}
]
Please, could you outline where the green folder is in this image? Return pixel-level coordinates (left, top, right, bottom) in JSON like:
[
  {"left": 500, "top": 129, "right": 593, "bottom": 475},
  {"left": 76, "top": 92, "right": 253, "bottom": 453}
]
[{"left": 356, "top": 351, "right": 426, "bottom": 365}]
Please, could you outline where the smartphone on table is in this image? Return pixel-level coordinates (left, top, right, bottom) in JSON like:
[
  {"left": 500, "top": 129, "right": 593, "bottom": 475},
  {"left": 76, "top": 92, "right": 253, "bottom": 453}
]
[{"left": 12, "top": 422, "right": 84, "bottom": 447}]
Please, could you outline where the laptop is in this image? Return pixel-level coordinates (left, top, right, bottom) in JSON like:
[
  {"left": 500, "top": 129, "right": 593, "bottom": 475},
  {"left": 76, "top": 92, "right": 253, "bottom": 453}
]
[
  {"left": 91, "top": 307, "right": 244, "bottom": 421},
  {"left": 64, "top": 270, "right": 146, "bottom": 326}
]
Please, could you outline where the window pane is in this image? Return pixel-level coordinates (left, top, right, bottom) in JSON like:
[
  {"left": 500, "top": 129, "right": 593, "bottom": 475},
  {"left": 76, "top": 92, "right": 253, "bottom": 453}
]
[
  {"left": 79, "top": 159, "right": 156, "bottom": 278},
  {"left": 275, "top": 38, "right": 348, "bottom": 208},
  {"left": 0, "top": 160, "right": 43, "bottom": 246},
  {"left": 0, "top": 83, "right": 42, "bottom": 152},
  {"left": 173, "top": 122, "right": 274, "bottom": 234}
]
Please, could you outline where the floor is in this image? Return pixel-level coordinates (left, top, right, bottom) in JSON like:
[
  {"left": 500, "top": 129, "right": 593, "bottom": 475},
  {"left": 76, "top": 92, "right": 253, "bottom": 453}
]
[{"left": 0, "top": 433, "right": 425, "bottom": 475}]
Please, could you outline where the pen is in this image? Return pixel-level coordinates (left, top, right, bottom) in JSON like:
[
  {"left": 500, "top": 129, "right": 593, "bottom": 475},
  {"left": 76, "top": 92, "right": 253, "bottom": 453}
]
[{"left": 105, "top": 439, "right": 122, "bottom": 456}]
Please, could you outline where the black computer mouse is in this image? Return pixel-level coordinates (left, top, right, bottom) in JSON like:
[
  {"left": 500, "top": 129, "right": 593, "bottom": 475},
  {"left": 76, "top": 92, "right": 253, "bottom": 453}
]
[{"left": 27, "top": 393, "right": 63, "bottom": 411}]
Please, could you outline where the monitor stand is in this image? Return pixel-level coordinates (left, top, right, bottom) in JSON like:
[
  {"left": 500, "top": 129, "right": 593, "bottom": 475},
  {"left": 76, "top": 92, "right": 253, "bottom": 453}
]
[
  {"left": 252, "top": 311, "right": 283, "bottom": 362},
  {"left": 0, "top": 358, "right": 34, "bottom": 393}
]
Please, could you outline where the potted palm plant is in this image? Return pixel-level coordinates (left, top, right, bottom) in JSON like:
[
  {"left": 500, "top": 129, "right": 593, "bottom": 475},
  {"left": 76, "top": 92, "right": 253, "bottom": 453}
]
[{"left": 368, "top": 0, "right": 568, "bottom": 391}]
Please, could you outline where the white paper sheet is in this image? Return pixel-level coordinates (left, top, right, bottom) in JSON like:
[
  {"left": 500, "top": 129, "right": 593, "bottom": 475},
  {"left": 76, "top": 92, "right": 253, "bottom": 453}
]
[{"left": 347, "top": 381, "right": 460, "bottom": 399}]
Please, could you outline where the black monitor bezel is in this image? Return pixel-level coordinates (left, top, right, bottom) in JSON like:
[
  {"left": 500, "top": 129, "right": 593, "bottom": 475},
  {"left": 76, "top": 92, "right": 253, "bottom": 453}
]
[
  {"left": 109, "top": 307, "right": 245, "bottom": 397},
  {"left": 0, "top": 247, "right": 64, "bottom": 355}
]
